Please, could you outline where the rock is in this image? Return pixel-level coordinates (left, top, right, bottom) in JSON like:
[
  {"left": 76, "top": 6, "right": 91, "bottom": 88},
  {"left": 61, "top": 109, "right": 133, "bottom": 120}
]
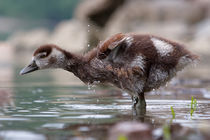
[
  {"left": 190, "top": 19, "right": 210, "bottom": 56},
  {"left": 48, "top": 19, "right": 88, "bottom": 53},
  {"left": 108, "top": 121, "right": 153, "bottom": 140},
  {"left": 198, "top": 122, "right": 210, "bottom": 140},
  {"left": 75, "top": 0, "right": 126, "bottom": 50},
  {"left": 75, "top": 0, "right": 125, "bottom": 27},
  {"left": 170, "top": 124, "right": 194, "bottom": 140},
  {"left": 154, "top": 123, "right": 204, "bottom": 140},
  {"left": 177, "top": 19, "right": 210, "bottom": 79},
  {"left": 8, "top": 19, "right": 88, "bottom": 53},
  {"left": 193, "top": 0, "right": 210, "bottom": 18},
  {"left": 103, "top": 0, "right": 206, "bottom": 39},
  {"left": 0, "top": 42, "right": 14, "bottom": 84},
  {"left": 106, "top": 22, "right": 189, "bottom": 41},
  {"left": 8, "top": 28, "right": 49, "bottom": 52}
]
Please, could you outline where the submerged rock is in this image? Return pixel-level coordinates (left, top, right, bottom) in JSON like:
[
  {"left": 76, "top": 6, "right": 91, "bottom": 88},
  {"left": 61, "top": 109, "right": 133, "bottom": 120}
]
[
  {"left": 108, "top": 122, "right": 210, "bottom": 140},
  {"left": 108, "top": 121, "right": 153, "bottom": 140}
]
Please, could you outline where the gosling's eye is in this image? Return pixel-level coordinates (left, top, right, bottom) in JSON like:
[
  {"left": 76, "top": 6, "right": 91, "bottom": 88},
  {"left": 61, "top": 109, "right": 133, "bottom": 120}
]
[{"left": 38, "top": 52, "right": 47, "bottom": 58}]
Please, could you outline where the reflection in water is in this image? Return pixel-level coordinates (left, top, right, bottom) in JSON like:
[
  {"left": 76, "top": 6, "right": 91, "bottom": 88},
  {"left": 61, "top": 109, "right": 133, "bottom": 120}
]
[
  {"left": 0, "top": 44, "right": 15, "bottom": 109},
  {"left": 0, "top": 90, "right": 14, "bottom": 107}
]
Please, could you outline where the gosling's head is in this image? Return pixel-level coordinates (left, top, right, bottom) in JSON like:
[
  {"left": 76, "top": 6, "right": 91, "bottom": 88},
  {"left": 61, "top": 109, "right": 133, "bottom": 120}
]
[{"left": 20, "top": 44, "right": 66, "bottom": 75}]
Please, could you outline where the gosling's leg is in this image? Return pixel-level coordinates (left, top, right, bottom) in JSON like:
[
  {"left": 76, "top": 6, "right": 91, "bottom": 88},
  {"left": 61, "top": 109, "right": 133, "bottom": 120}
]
[
  {"left": 132, "top": 93, "right": 146, "bottom": 119},
  {"left": 132, "top": 93, "right": 146, "bottom": 108}
]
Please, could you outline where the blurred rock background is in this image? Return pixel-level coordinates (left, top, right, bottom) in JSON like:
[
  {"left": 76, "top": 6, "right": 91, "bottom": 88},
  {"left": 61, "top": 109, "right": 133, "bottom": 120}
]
[{"left": 0, "top": 0, "right": 210, "bottom": 84}]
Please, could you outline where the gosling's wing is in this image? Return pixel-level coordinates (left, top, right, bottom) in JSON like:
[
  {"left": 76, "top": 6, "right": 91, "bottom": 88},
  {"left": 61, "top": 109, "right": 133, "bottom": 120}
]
[
  {"left": 85, "top": 33, "right": 124, "bottom": 62},
  {"left": 90, "top": 33, "right": 150, "bottom": 77},
  {"left": 96, "top": 33, "right": 136, "bottom": 66}
]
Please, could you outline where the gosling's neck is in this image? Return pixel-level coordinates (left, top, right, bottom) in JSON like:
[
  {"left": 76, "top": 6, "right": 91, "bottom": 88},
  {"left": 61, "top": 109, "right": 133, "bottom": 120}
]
[
  {"left": 62, "top": 50, "right": 111, "bottom": 84},
  {"left": 61, "top": 51, "right": 94, "bottom": 83},
  {"left": 61, "top": 50, "right": 85, "bottom": 70}
]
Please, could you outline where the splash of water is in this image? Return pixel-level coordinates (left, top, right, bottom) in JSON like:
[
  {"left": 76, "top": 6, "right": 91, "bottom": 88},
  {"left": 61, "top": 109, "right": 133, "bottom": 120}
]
[{"left": 87, "top": 81, "right": 100, "bottom": 90}]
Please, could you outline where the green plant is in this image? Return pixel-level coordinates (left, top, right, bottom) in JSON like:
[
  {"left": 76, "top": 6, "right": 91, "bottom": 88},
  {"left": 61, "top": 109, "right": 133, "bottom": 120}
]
[
  {"left": 170, "top": 106, "right": 175, "bottom": 120},
  {"left": 118, "top": 135, "right": 128, "bottom": 140},
  {"left": 163, "top": 124, "right": 171, "bottom": 140},
  {"left": 190, "top": 96, "right": 197, "bottom": 116}
]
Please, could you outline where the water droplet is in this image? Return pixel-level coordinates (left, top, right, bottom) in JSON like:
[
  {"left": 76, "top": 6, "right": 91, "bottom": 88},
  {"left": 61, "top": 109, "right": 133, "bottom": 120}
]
[
  {"left": 87, "top": 83, "right": 92, "bottom": 90},
  {"left": 78, "top": 126, "right": 89, "bottom": 132},
  {"left": 93, "top": 89, "right": 96, "bottom": 93},
  {"left": 88, "top": 24, "right": 90, "bottom": 27},
  {"left": 32, "top": 90, "right": 36, "bottom": 94},
  {"left": 37, "top": 88, "right": 43, "bottom": 93},
  {"left": 87, "top": 44, "right": 90, "bottom": 47},
  {"left": 93, "top": 81, "right": 100, "bottom": 84}
]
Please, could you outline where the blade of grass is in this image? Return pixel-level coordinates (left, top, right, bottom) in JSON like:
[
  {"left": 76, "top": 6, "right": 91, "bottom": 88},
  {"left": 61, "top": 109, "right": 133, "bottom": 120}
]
[
  {"left": 194, "top": 99, "right": 197, "bottom": 110},
  {"left": 171, "top": 106, "right": 175, "bottom": 120},
  {"left": 118, "top": 135, "right": 128, "bottom": 140},
  {"left": 191, "top": 96, "right": 194, "bottom": 109},
  {"left": 190, "top": 96, "right": 197, "bottom": 117},
  {"left": 163, "top": 124, "right": 171, "bottom": 140}
]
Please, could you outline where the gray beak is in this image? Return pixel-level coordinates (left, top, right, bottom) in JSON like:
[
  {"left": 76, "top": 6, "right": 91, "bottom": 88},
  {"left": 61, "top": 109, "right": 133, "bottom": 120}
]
[{"left": 19, "top": 60, "right": 39, "bottom": 75}]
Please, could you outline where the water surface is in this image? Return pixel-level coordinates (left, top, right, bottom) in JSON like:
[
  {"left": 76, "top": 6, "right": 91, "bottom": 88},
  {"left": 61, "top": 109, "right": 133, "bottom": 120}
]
[{"left": 0, "top": 69, "right": 210, "bottom": 140}]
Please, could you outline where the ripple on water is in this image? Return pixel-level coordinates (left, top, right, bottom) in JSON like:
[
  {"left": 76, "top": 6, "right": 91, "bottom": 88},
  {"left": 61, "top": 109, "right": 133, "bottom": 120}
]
[
  {"left": 20, "top": 102, "right": 32, "bottom": 104},
  {"left": 62, "top": 114, "right": 112, "bottom": 119},
  {"left": 42, "top": 123, "right": 65, "bottom": 129},
  {"left": 40, "top": 111, "right": 59, "bottom": 114},
  {"left": 0, "top": 117, "right": 29, "bottom": 121},
  {"left": 17, "top": 110, "right": 30, "bottom": 113},
  {"left": 60, "top": 104, "right": 131, "bottom": 110},
  {"left": 0, "top": 131, "right": 45, "bottom": 140},
  {"left": 201, "top": 89, "right": 210, "bottom": 99},
  {"left": 12, "top": 114, "right": 59, "bottom": 118},
  {"left": 33, "top": 100, "right": 48, "bottom": 103}
]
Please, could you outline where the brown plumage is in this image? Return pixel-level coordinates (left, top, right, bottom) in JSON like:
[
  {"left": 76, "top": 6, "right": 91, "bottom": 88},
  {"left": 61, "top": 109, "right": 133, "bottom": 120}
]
[{"left": 20, "top": 33, "right": 198, "bottom": 109}]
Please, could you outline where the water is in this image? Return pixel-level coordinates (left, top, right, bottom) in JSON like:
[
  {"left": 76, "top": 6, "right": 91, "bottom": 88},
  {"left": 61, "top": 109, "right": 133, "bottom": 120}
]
[{"left": 0, "top": 68, "right": 210, "bottom": 139}]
